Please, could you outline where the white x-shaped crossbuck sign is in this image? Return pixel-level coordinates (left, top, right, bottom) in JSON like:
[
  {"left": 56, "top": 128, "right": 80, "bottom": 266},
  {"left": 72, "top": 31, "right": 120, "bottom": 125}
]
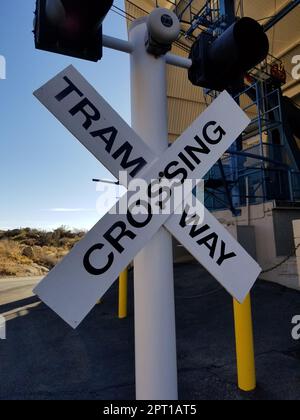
[{"left": 33, "top": 66, "right": 261, "bottom": 328}]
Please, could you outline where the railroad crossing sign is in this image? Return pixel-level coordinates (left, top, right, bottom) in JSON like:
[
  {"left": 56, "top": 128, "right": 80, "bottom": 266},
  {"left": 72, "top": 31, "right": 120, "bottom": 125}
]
[{"left": 33, "top": 65, "right": 261, "bottom": 328}]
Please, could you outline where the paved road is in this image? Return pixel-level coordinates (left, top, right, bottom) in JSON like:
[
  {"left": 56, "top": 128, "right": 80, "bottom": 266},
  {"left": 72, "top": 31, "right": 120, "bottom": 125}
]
[
  {"left": 0, "top": 277, "right": 42, "bottom": 307},
  {"left": 0, "top": 266, "right": 300, "bottom": 400}
]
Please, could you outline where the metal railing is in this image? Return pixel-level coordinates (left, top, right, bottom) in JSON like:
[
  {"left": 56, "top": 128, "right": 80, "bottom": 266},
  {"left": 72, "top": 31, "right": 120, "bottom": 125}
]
[{"left": 204, "top": 78, "right": 300, "bottom": 212}]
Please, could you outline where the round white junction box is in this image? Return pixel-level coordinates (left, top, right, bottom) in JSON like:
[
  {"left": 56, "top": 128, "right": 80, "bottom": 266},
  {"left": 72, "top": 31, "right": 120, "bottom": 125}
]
[{"left": 147, "top": 8, "right": 181, "bottom": 45}]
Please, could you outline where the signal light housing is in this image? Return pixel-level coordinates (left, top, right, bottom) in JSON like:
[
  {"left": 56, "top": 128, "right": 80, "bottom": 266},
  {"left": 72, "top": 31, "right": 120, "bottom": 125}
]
[
  {"left": 188, "top": 17, "right": 269, "bottom": 91},
  {"left": 34, "top": 0, "right": 114, "bottom": 62}
]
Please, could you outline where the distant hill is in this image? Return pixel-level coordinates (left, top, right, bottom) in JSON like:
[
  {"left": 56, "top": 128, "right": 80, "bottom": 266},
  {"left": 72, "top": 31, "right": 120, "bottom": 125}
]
[{"left": 0, "top": 227, "right": 85, "bottom": 277}]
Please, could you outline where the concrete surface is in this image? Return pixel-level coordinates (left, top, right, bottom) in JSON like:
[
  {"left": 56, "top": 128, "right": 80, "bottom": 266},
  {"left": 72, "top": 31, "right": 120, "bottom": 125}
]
[
  {"left": 212, "top": 203, "right": 300, "bottom": 291},
  {"left": 0, "top": 277, "right": 42, "bottom": 306},
  {"left": 0, "top": 265, "right": 300, "bottom": 400}
]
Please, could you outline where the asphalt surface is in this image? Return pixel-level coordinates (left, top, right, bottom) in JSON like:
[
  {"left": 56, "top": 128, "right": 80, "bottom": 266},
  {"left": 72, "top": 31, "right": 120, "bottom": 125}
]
[{"left": 0, "top": 264, "right": 300, "bottom": 400}]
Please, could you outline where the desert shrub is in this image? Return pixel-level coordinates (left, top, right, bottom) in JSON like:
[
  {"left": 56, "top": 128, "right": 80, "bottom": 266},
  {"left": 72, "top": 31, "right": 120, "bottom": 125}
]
[
  {"left": 0, "top": 227, "right": 85, "bottom": 277},
  {"left": 36, "top": 254, "right": 58, "bottom": 270},
  {"left": 4, "top": 229, "right": 22, "bottom": 239},
  {"left": 0, "top": 240, "right": 21, "bottom": 258},
  {"left": 31, "top": 245, "right": 68, "bottom": 270},
  {"left": 0, "top": 240, "right": 33, "bottom": 276},
  {"left": 58, "top": 237, "right": 71, "bottom": 248},
  {"left": 0, "top": 264, "right": 18, "bottom": 276},
  {"left": 34, "top": 231, "right": 48, "bottom": 247}
]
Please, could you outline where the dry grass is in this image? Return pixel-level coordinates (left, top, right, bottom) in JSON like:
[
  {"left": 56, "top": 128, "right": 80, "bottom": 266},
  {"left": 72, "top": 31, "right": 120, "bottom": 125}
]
[
  {"left": 0, "top": 227, "right": 85, "bottom": 277},
  {"left": 0, "top": 240, "right": 33, "bottom": 276}
]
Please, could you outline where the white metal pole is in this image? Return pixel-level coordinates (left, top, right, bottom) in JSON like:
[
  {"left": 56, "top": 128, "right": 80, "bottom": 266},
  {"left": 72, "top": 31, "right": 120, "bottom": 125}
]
[
  {"left": 103, "top": 35, "right": 192, "bottom": 69},
  {"left": 129, "top": 19, "right": 178, "bottom": 401},
  {"left": 103, "top": 34, "right": 133, "bottom": 54}
]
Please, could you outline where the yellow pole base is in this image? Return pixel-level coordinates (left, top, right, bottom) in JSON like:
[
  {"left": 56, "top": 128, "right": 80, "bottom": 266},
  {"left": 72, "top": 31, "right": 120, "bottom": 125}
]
[
  {"left": 233, "top": 294, "right": 256, "bottom": 392},
  {"left": 118, "top": 269, "right": 128, "bottom": 319}
]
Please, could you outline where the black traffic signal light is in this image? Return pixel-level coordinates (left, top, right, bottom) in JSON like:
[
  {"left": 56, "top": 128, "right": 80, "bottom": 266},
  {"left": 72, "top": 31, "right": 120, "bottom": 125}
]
[
  {"left": 34, "top": 0, "right": 114, "bottom": 62},
  {"left": 188, "top": 17, "right": 269, "bottom": 91}
]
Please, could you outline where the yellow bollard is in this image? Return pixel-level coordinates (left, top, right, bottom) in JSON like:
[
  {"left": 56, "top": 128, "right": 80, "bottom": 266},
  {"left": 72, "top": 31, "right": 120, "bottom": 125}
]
[
  {"left": 233, "top": 294, "right": 256, "bottom": 392},
  {"left": 118, "top": 268, "right": 128, "bottom": 319}
]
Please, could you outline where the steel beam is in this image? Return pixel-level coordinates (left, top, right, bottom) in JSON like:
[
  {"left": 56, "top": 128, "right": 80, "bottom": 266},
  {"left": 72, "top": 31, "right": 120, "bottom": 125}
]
[{"left": 263, "top": 0, "right": 300, "bottom": 32}]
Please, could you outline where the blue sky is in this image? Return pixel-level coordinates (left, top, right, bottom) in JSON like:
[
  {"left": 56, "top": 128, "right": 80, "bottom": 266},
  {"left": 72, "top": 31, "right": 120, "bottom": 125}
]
[{"left": 0, "top": 0, "right": 129, "bottom": 231}]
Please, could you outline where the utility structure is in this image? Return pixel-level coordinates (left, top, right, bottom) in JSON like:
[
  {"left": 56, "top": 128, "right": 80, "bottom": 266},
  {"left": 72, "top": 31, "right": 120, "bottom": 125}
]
[
  {"left": 33, "top": 0, "right": 271, "bottom": 399},
  {"left": 162, "top": 0, "right": 300, "bottom": 216}
]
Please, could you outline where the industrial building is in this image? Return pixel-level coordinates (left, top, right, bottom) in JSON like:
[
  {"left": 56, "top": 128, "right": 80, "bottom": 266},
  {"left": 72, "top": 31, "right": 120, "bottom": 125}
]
[{"left": 123, "top": 0, "right": 300, "bottom": 290}]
